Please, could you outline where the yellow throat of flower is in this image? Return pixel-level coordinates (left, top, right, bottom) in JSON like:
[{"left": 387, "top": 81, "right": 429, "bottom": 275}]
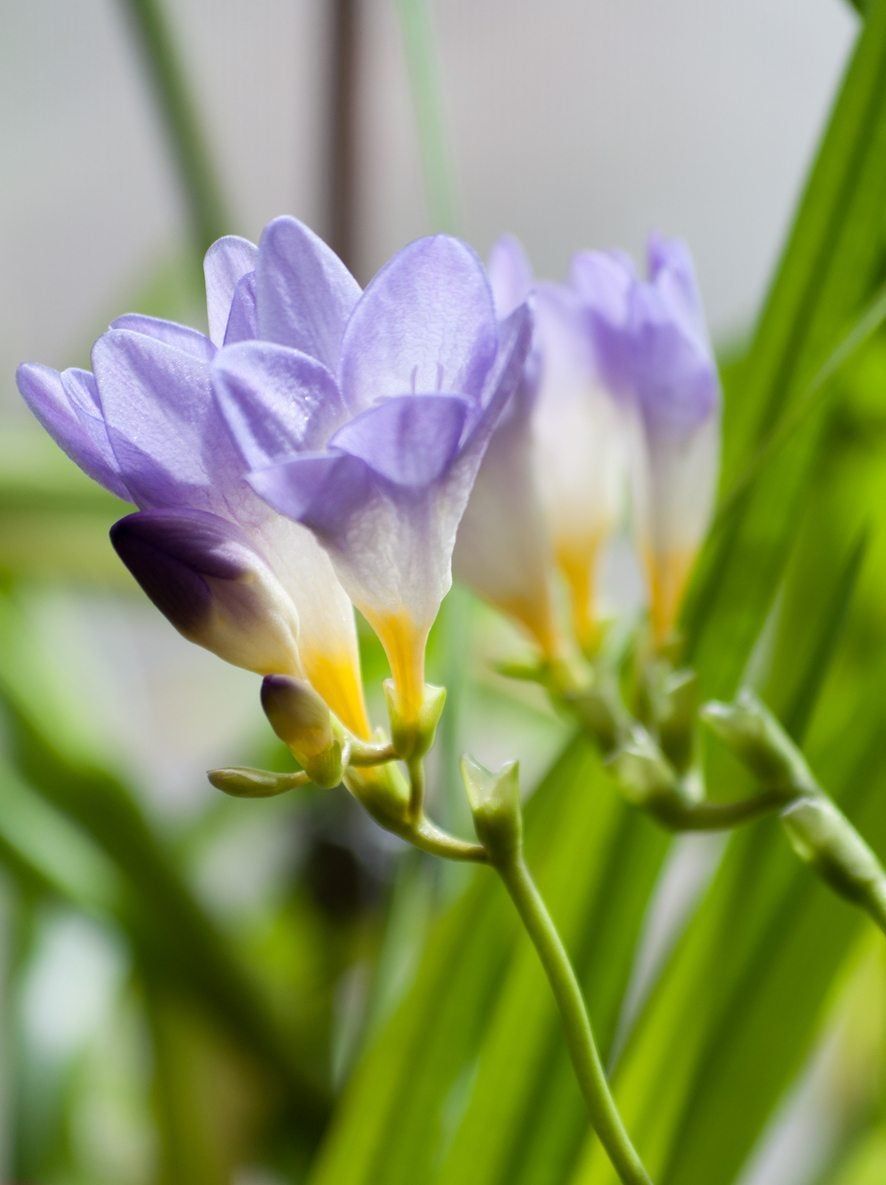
[
  {"left": 371, "top": 611, "right": 430, "bottom": 725},
  {"left": 645, "top": 547, "right": 695, "bottom": 649},
  {"left": 301, "top": 646, "right": 372, "bottom": 740}
]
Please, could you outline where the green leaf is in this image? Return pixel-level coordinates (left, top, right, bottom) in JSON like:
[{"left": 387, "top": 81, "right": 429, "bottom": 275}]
[{"left": 684, "top": 0, "right": 886, "bottom": 697}]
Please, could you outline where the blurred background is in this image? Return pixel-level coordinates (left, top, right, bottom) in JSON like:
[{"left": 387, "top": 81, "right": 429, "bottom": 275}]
[{"left": 2, "top": 3, "right": 884, "bottom": 1184}]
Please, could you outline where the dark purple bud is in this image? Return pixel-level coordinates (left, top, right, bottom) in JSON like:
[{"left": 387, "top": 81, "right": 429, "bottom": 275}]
[{"left": 111, "top": 509, "right": 301, "bottom": 675}]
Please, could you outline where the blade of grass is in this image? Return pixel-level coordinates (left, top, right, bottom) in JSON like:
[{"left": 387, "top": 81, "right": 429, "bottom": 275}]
[
  {"left": 684, "top": 0, "right": 886, "bottom": 695},
  {"left": 118, "top": 0, "right": 230, "bottom": 261},
  {"left": 395, "top": 0, "right": 459, "bottom": 232},
  {"left": 0, "top": 594, "right": 326, "bottom": 1126}
]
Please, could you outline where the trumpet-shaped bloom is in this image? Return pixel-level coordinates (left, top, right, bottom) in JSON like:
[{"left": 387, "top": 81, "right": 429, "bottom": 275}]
[
  {"left": 16, "top": 224, "right": 371, "bottom": 737},
  {"left": 213, "top": 229, "right": 530, "bottom": 722},
  {"left": 574, "top": 234, "right": 720, "bottom": 643},
  {"left": 455, "top": 236, "right": 634, "bottom": 654}
]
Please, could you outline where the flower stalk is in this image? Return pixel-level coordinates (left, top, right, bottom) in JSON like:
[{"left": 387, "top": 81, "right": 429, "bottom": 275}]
[{"left": 461, "top": 755, "right": 653, "bottom": 1185}]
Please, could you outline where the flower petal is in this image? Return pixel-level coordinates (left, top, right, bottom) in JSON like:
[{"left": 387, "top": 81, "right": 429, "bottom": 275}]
[
  {"left": 570, "top": 251, "right": 636, "bottom": 397},
  {"left": 212, "top": 341, "right": 348, "bottom": 469},
  {"left": 339, "top": 235, "right": 497, "bottom": 408},
  {"left": 16, "top": 363, "right": 130, "bottom": 500},
  {"left": 454, "top": 378, "right": 559, "bottom": 655},
  {"left": 329, "top": 394, "right": 468, "bottom": 486},
  {"left": 224, "top": 272, "right": 258, "bottom": 344},
  {"left": 487, "top": 234, "right": 534, "bottom": 318},
  {"left": 646, "top": 233, "right": 706, "bottom": 333},
  {"left": 248, "top": 452, "right": 369, "bottom": 534},
  {"left": 204, "top": 235, "right": 258, "bottom": 346},
  {"left": 92, "top": 328, "right": 245, "bottom": 512},
  {"left": 629, "top": 284, "right": 720, "bottom": 437},
  {"left": 255, "top": 216, "right": 360, "bottom": 370},
  {"left": 111, "top": 314, "right": 216, "bottom": 360}
]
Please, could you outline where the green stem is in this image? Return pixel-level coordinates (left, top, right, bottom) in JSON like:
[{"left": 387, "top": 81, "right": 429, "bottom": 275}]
[
  {"left": 494, "top": 853, "right": 653, "bottom": 1185},
  {"left": 407, "top": 754, "right": 426, "bottom": 823},
  {"left": 652, "top": 789, "right": 785, "bottom": 832},
  {"left": 120, "top": 0, "right": 230, "bottom": 256}
]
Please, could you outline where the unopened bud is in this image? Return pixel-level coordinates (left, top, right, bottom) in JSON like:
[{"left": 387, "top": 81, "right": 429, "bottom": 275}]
[
  {"left": 384, "top": 681, "right": 446, "bottom": 760},
  {"left": 608, "top": 728, "right": 681, "bottom": 809},
  {"left": 208, "top": 766, "right": 308, "bottom": 798},
  {"left": 781, "top": 797, "right": 886, "bottom": 907},
  {"left": 261, "top": 675, "right": 344, "bottom": 788},
  {"left": 461, "top": 755, "right": 522, "bottom": 860},
  {"left": 701, "top": 691, "right": 811, "bottom": 798}
]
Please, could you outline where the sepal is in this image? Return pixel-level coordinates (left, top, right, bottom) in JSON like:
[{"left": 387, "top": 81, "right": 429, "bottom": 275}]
[
  {"left": 461, "top": 755, "right": 522, "bottom": 860},
  {"left": 384, "top": 681, "right": 446, "bottom": 760}
]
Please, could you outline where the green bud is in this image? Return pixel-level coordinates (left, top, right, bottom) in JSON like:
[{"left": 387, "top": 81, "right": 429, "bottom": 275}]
[
  {"left": 656, "top": 669, "right": 699, "bottom": 775},
  {"left": 781, "top": 797, "right": 886, "bottom": 907},
  {"left": 701, "top": 691, "right": 812, "bottom": 798},
  {"left": 384, "top": 680, "right": 446, "bottom": 760},
  {"left": 461, "top": 755, "right": 522, "bottom": 860},
  {"left": 207, "top": 766, "right": 308, "bottom": 798},
  {"left": 493, "top": 658, "right": 548, "bottom": 683},
  {"left": 608, "top": 728, "right": 683, "bottom": 809},
  {"left": 261, "top": 675, "right": 344, "bottom": 788}
]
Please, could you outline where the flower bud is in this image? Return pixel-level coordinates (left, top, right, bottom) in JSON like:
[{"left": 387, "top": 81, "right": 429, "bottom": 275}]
[
  {"left": 261, "top": 675, "right": 344, "bottom": 788},
  {"left": 608, "top": 728, "right": 684, "bottom": 809},
  {"left": 781, "top": 797, "right": 886, "bottom": 908},
  {"left": 383, "top": 681, "right": 447, "bottom": 760},
  {"left": 111, "top": 509, "right": 301, "bottom": 676},
  {"left": 461, "top": 755, "right": 522, "bottom": 860},
  {"left": 700, "top": 691, "right": 811, "bottom": 798},
  {"left": 207, "top": 766, "right": 308, "bottom": 798}
]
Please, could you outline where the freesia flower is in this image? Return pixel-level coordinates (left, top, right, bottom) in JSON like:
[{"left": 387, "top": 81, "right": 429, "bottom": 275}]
[
  {"left": 455, "top": 235, "right": 633, "bottom": 655},
  {"left": 16, "top": 224, "right": 371, "bottom": 738},
  {"left": 212, "top": 223, "right": 531, "bottom": 724},
  {"left": 575, "top": 234, "right": 720, "bottom": 645}
]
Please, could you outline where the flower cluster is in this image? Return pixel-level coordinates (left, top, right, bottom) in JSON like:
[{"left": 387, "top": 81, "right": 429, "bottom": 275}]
[
  {"left": 17, "top": 215, "right": 718, "bottom": 768},
  {"left": 457, "top": 232, "right": 720, "bottom": 657}
]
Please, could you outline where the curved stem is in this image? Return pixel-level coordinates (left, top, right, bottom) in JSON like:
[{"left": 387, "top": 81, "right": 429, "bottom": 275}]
[
  {"left": 653, "top": 788, "right": 784, "bottom": 832},
  {"left": 494, "top": 853, "right": 652, "bottom": 1185},
  {"left": 408, "top": 819, "right": 488, "bottom": 863},
  {"left": 407, "top": 754, "right": 426, "bottom": 823}
]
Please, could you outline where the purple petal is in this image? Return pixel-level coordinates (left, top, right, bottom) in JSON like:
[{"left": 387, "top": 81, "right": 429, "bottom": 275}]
[
  {"left": 224, "top": 272, "right": 258, "bottom": 344},
  {"left": 630, "top": 285, "right": 720, "bottom": 436},
  {"left": 487, "top": 234, "right": 534, "bottom": 318},
  {"left": 92, "top": 329, "right": 244, "bottom": 511},
  {"left": 110, "top": 315, "right": 216, "bottom": 361},
  {"left": 646, "top": 233, "right": 705, "bottom": 329},
  {"left": 329, "top": 394, "right": 469, "bottom": 486},
  {"left": 464, "top": 301, "right": 533, "bottom": 451},
  {"left": 248, "top": 452, "right": 370, "bottom": 534},
  {"left": 255, "top": 216, "right": 360, "bottom": 370},
  {"left": 213, "top": 341, "right": 348, "bottom": 468},
  {"left": 570, "top": 252, "right": 637, "bottom": 397},
  {"left": 339, "top": 235, "right": 497, "bottom": 408},
  {"left": 204, "top": 235, "right": 258, "bottom": 346},
  {"left": 16, "top": 363, "right": 130, "bottom": 500}
]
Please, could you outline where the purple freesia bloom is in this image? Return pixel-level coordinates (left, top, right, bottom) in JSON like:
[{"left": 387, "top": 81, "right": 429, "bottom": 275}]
[
  {"left": 573, "top": 233, "right": 721, "bottom": 643},
  {"left": 455, "top": 235, "right": 634, "bottom": 656},
  {"left": 16, "top": 219, "right": 372, "bottom": 738},
  {"left": 212, "top": 230, "right": 531, "bottom": 722}
]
